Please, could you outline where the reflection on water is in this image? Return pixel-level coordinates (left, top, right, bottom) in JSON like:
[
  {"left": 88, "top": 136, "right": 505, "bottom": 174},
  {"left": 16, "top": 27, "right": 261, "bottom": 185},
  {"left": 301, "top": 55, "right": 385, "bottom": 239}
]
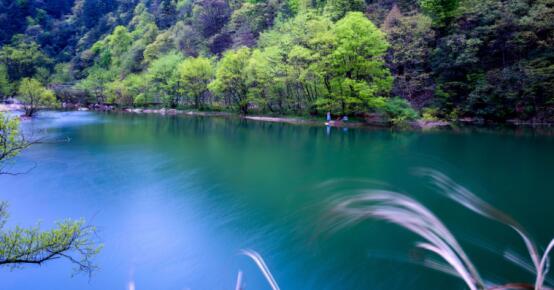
[{"left": 0, "top": 111, "right": 553, "bottom": 290}]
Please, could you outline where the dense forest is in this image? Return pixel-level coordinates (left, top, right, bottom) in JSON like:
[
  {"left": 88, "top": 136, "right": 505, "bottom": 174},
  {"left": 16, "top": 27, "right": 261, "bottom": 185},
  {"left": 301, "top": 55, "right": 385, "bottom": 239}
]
[{"left": 0, "top": 0, "right": 553, "bottom": 123}]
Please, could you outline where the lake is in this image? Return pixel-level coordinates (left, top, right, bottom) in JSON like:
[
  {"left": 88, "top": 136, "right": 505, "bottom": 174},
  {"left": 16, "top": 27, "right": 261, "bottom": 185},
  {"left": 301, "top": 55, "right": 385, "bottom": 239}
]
[{"left": 1, "top": 111, "right": 553, "bottom": 290}]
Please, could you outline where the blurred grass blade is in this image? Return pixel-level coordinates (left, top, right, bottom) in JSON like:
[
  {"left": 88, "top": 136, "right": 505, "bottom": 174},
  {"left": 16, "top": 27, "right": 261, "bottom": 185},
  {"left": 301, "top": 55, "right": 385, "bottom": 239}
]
[
  {"left": 240, "top": 249, "right": 280, "bottom": 290},
  {"left": 415, "top": 168, "right": 554, "bottom": 289},
  {"left": 235, "top": 270, "right": 244, "bottom": 290},
  {"left": 328, "top": 190, "right": 486, "bottom": 290},
  {"left": 537, "top": 239, "right": 554, "bottom": 289}
]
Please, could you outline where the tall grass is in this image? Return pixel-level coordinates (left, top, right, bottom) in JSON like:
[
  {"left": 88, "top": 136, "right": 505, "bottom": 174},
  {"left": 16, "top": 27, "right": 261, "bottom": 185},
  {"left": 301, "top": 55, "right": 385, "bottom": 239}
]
[
  {"left": 236, "top": 249, "right": 280, "bottom": 290},
  {"left": 234, "top": 170, "right": 552, "bottom": 289},
  {"left": 328, "top": 169, "right": 554, "bottom": 290}
]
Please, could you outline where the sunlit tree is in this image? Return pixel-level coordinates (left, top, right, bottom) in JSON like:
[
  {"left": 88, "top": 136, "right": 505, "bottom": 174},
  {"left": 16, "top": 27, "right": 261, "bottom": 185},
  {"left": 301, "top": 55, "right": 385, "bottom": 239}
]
[
  {"left": 319, "top": 12, "right": 392, "bottom": 115},
  {"left": 178, "top": 57, "right": 214, "bottom": 109},
  {"left": 17, "top": 78, "right": 58, "bottom": 117},
  {"left": 209, "top": 47, "right": 251, "bottom": 114},
  {"left": 147, "top": 52, "right": 184, "bottom": 108}
]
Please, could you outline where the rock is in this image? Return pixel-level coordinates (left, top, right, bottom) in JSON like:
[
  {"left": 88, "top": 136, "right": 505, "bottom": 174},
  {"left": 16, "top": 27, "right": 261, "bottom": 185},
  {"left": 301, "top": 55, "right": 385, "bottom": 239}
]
[
  {"left": 412, "top": 119, "right": 450, "bottom": 130},
  {"left": 459, "top": 117, "right": 484, "bottom": 125}
]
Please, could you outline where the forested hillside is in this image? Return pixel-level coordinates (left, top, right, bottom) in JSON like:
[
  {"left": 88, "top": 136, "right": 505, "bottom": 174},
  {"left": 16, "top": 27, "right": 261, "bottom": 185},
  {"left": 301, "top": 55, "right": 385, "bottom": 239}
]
[{"left": 1, "top": 0, "right": 553, "bottom": 123}]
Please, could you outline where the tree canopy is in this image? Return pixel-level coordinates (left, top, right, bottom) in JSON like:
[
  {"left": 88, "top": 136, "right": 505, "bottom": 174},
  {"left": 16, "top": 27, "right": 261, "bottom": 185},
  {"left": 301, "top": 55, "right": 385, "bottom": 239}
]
[
  {"left": 0, "top": 0, "right": 552, "bottom": 122},
  {"left": 17, "top": 78, "right": 58, "bottom": 117}
]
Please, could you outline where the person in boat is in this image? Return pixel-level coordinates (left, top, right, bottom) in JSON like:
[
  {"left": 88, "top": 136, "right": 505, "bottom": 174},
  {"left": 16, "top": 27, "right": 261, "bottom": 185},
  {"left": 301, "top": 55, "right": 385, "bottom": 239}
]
[
  {"left": 342, "top": 115, "right": 348, "bottom": 122},
  {"left": 326, "top": 111, "right": 331, "bottom": 122}
]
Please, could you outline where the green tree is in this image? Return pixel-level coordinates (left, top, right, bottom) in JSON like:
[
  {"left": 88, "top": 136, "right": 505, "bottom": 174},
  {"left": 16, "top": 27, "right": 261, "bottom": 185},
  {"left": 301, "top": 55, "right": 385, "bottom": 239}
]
[
  {"left": 0, "top": 65, "right": 13, "bottom": 98},
  {"left": 209, "top": 48, "right": 252, "bottom": 114},
  {"left": 17, "top": 78, "right": 58, "bottom": 117},
  {"left": 105, "top": 74, "right": 148, "bottom": 106},
  {"left": 383, "top": 97, "right": 419, "bottom": 124},
  {"left": 245, "top": 47, "right": 287, "bottom": 113},
  {"left": 257, "top": 13, "right": 336, "bottom": 113},
  {"left": 382, "top": 7, "right": 435, "bottom": 108},
  {"left": 0, "top": 114, "right": 28, "bottom": 170},
  {"left": 89, "top": 26, "right": 133, "bottom": 76},
  {"left": 323, "top": 0, "right": 366, "bottom": 21},
  {"left": 77, "top": 68, "right": 116, "bottom": 104},
  {"left": 143, "top": 31, "right": 174, "bottom": 64},
  {"left": 50, "top": 63, "right": 74, "bottom": 84},
  {"left": 419, "top": 0, "right": 460, "bottom": 26},
  {"left": 320, "top": 12, "right": 393, "bottom": 115},
  {"left": 105, "top": 80, "right": 131, "bottom": 106},
  {"left": 430, "top": 0, "right": 554, "bottom": 121},
  {"left": 0, "top": 113, "right": 101, "bottom": 274},
  {"left": 147, "top": 52, "right": 184, "bottom": 107},
  {"left": 178, "top": 57, "right": 214, "bottom": 109},
  {"left": 0, "top": 38, "right": 52, "bottom": 83}
]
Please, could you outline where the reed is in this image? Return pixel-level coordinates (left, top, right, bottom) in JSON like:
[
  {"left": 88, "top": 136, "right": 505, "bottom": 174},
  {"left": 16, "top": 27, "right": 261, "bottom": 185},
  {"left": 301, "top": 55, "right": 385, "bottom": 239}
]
[
  {"left": 238, "top": 249, "right": 280, "bottom": 290},
  {"left": 328, "top": 169, "right": 554, "bottom": 290}
]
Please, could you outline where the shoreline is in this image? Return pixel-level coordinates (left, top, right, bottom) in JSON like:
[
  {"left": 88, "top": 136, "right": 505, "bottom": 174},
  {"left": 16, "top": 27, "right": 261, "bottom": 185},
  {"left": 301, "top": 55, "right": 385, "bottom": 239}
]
[
  {"left": 109, "top": 107, "right": 554, "bottom": 129},
  {"left": 3, "top": 103, "right": 553, "bottom": 130},
  {"left": 121, "top": 107, "right": 397, "bottom": 128}
]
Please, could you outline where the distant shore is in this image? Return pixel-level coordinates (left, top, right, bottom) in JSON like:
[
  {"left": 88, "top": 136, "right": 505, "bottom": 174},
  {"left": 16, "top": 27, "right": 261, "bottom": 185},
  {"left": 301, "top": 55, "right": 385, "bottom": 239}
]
[
  {"left": 122, "top": 107, "right": 377, "bottom": 128},
  {"left": 109, "top": 107, "right": 554, "bottom": 128},
  {"left": 3, "top": 103, "right": 552, "bottom": 129}
]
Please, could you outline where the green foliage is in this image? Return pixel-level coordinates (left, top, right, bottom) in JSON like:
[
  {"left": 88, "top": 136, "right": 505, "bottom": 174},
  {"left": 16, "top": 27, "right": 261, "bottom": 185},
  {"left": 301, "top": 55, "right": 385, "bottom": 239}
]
[
  {"left": 323, "top": 12, "right": 392, "bottom": 115},
  {"left": 0, "top": 216, "right": 101, "bottom": 274},
  {"left": 244, "top": 47, "right": 286, "bottom": 113},
  {"left": 0, "top": 115, "right": 101, "bottom": 274},
  {"left": 382, "top": 97, "right": 418, "bottom": 123},
  {"left": 383, "top": 8, "right": 435, "bottom": 108},
  {"left": 209, "top": 47, "right": 252, "bottom": 114},
  {"left": 0, "top": 65, "right": 13, "bottom": 97},
  {"left": 431, "top": 0, "right": 554, "bottom": 121},
  {"left": 50, "top": 63, "right": 74, "bottom": 84},
  {"left": 17, "top": 78, "right": 58, "bottom": 117},
  {"left": 90, "top": 26, "right": 133, "bottom": 74},
  {"left": 421, "top": 107, "right": 440, "bottom": 121},
  {"left": 2, "top": 0, "right": 551, "bottom": 123},
  {"left": 178, "top": 56, "right": 214, "bottom": 109},
  {"left": 78, "top": 6, "right": 160, "bottom": 101},
  {"left": 0, "top": 38, "right": 52, "bottom": 83},
  {"left": 287, "top": 0, "right": 300, "bottom": 15},
  {"left": 209, "top": 10, "right": 397, "bottom": 116},
  {"left": 147, "top": 52, "right": 185, "bottom": 107},
  {"left": 0, "top": 114, "right": 26, "bottom": 167},
  {"left": 419, "top": 0, "right": 460, "bottom": 26},
  {"left": 77, "top": 68, "right": 116, "bottom": 104},
  {"left": 323, "top": 0, "right": 366, "bottom": 21},
  {"left": 33, "top": 67, "right": 51, "bottom": 85}
]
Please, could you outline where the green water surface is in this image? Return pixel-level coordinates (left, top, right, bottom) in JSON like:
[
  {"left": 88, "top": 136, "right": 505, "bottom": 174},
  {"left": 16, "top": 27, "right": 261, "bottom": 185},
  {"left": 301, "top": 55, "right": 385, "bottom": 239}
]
[{"left": 0, "top": 111, "right": 553, "bottom": 290}]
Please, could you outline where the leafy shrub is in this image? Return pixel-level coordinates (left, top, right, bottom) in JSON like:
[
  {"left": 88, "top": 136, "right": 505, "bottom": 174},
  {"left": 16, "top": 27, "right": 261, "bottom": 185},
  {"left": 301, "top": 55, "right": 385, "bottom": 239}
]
[
  {"left": 383, "top": 97, "right": 418, "bottom": 124},
  {"left": 421, "top": 107, "right": 439, "bottom": 121}
]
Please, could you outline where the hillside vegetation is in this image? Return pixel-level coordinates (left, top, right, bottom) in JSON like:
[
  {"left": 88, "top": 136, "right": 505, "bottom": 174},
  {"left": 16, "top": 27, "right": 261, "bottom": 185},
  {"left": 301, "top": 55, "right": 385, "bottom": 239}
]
[{"left": 0, "top": 0, "right": 553, "bottom": 123}]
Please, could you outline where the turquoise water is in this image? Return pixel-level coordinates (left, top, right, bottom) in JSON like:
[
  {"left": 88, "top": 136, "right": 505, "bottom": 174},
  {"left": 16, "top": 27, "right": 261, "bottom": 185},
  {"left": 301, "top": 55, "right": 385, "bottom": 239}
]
[{"left": 1, "top": 111, "right": 553, "bottom": 290}]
